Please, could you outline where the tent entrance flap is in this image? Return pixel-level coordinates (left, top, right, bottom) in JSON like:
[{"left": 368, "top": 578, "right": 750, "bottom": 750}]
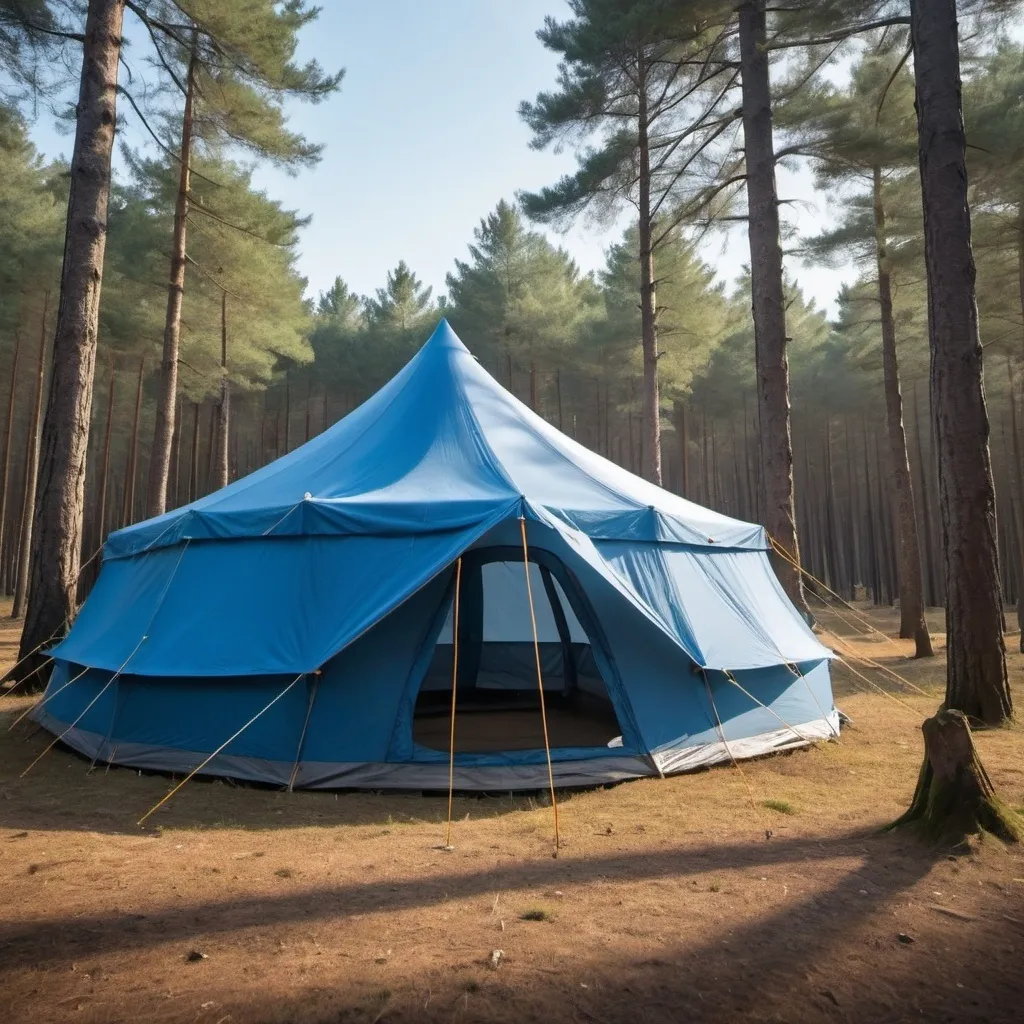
[{"left": 412, "top": 550, "right": 626, "bottom": 754}]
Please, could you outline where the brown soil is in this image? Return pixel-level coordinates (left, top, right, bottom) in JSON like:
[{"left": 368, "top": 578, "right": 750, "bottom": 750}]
[{"left": 1, "top": 598, "right": 1023, "bottom": 1023}]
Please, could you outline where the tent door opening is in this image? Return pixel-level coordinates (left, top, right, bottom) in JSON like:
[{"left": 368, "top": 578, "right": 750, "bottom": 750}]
[{"left": 412, "top": 550, "right": 626, "bottom": 754}]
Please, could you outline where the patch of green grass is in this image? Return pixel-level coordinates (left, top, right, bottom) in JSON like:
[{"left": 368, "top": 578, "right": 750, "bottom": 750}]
[
  {"left": 520, "top": 907, "right": 553, "bottom": 922},
  {"left": 761, "top": 799, "right": 797, "bottom": 815}
]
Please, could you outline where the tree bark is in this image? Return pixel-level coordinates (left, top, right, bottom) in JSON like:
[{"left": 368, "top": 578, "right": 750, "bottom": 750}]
[
  {"left": 737, "top": 0, "right": 807, "bottom": 615},
  {"left": 676, "top": 401, "right": 690, "bottom": 499},
  {"left": 1007, "top": 358, "right": 1024, "bottom": 653},
  {"left": 0, "top": 329, "right": 21, "bottom": 595},
  {"left": 95, "top": 358, "right": 115, "bottom": 555},
  {"left": 146, "top": 33, "right": 198, "bottom": 518},
  {"left": 122, "top": 355, "right": 144, "bottom": 527},
  {"left": 910, "top": 0, "right": 1010, "bottom": 724},
  {"left": 636, "top": 49, "right": 662, "bottom": 485},
  {"left": 15, "top": 0, "right": 125, "bottom": 680},
  {"left": 188, "top": 401, "right": 200, "bottom": 503},
  {"left": 890, "top": 709, "right": 1019, "bottom": 843},
  {"left": 12, "top": 295, "right": 49, "bottom": 618},
  {"left": 214, "top": 290, "right": 229, "bottom": 490},
  {"left": 873, "top": 167, "right": 932, "bottom": 655}
]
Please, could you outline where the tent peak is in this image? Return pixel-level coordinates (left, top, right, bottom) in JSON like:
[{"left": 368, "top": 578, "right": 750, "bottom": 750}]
[{"left": 425, "top": 318, "right": 469, "bottom": 352}]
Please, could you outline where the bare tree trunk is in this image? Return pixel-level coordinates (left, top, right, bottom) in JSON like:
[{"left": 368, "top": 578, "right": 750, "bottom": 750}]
[
  {"left": 169, "top": 395, "right": 182, "bottom": 508},
  {"left": 873, "top": 167, "right": 932, "bottom": 654},
  {"left": 15, "top": 1, "right": 125, "bottom": 682},
  {"left": 188, "top": 401, "right": 200, "bottom": 503},
  {"left": 738, "top": 0, "right": 806, "bottom": 615},
  {"left": 146, "top": 33, "right": 198, "bottom": 518},
  {"left": 283, "top": 372, "right": 291, "bottom": 455},
  {"left": 95, "top": 359, "right": 115, "bottom": 553},
  {"left": 637, "top": 50, "right": 662, "bottom": 485},
  {"left": 556, "top": 368, "right": 563, "bottom": 431},
  {"left": 529, "top": 361, "right": 538, "bottom": 412},
  {"left": 214, "top": 291, "right": 229, "bottom": 490},
  {"left": 122, "top": 356, "right": 144, "bottom": 527},
  {"left": 0, "top": 329, "right": 21, "bottom": 594},
  {"left": 676, "top": 401, "right": 690, "bottom": 499},
  {"left": 12, "top": 297, "right": 49, "bottom": 618},
  {"left": 910, "top": 0, "right": 1009, "bottom": 723},
  {"left": 1008, "top": 358, "right": 1024, "bottom": 653},
  {"left": 204, "top": 403, "right": 216, "bottom": 494},
  {"left": 304, "top": 377, "right": 312, "bottom": 444}
]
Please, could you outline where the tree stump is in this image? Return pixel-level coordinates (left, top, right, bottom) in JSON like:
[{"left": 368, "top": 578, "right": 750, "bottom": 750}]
[{"left": 891, "top": 709, "right": 1021, "bottom": 844}]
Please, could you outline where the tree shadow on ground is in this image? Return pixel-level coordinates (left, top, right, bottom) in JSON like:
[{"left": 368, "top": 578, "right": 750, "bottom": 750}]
[
  {"left": 0, "top": 830, "right": 941, "bottom": 968},
  {"left": 32, "top": 830, "right": 1005, "bottom": 1024}
]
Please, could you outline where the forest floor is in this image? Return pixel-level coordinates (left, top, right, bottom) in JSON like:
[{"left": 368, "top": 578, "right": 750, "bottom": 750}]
[{"left": 0, "top": 599, "right": 1023, "bottom": 1023}]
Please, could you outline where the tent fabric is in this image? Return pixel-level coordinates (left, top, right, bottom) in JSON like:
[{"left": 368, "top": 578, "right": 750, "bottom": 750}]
[
  {"left": 38, "top": 320, "right": 837, "bottom": 791},
  {"left": 101, "top": 321, "right": 765, "bottom": 558}
]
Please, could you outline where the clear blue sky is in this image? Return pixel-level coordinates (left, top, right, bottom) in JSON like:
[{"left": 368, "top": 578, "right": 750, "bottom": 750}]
[{"left": 25, "top": 1, "right": 852, "bottom": 315}]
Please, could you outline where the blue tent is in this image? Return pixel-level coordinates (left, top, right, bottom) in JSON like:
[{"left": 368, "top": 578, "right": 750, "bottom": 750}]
[{"left": 36, "top": 320, "right": 837, "bottom": 789}]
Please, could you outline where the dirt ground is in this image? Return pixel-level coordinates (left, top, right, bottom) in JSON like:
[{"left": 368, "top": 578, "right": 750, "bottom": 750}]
[{"left": 1, "top": 598, "right": 1023, "bottom": 1024}]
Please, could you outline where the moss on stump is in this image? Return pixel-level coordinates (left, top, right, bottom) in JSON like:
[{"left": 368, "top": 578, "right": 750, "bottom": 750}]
[{"left": 889, "top": 709, "right": 1021, "bottom": 844}]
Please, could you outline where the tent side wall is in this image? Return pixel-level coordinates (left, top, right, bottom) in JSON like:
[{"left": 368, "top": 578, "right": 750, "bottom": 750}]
[{"left": 33, "top": 517, "right": 837, "bottom": 791}]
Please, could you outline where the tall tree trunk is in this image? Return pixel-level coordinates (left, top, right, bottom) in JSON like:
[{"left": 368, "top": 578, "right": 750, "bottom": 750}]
[
  {"left": 873, "top": 167, "right": 932, "bottom": 655},
  {"left": 636, "top": 50, "right": 662, "bottom": 485},
  {"left": 737, "top": 0, "right": 806, "bottom": 615},
  {"left": 556, "top": 368, "right": 563, "bottom": 431},
  {"left": 95, "top": 359, "right": 115, "bottom": 555},
  {"left": 283, "top": 372, "right": 291, "bottom": 455},
  {"left": 214, "top": 291, "right": 230, "bottom": 490},
  {"left": 122, "top": 356, "right": 144, "bottom": 527},
  {"left": 1008, "top": 358, "right": 1024, "bottom": 653},
  {"left": 676, "top": 401, "right": 690, "bottom": 498},
  {"left": 0, "top": 330, "right": 21, "bottom": 595},
  {"left": 16, "top": 0, "right": 125, "bottom": 682},
  {"left": 910, "top": 0, "right": 1009, "bottom": 723},
  {"left": 205, "top": 403, "right": 216, "bottom": 494},
  {"left": 169, "top": 394, "right": 182, "bottom": 509},
  {"left": 188, "top": 401, "right": 200, "bottom": 503},
  {"left": 529, "top": 361, "right": 538, "bottom": 412},
  {"left": 146, "top": 33, "right": 198, "bottom": 518},
  {"left": 12, "top": 297, "right": 49, "bottom": 618},
  {"left": 304, "top": 377, "right": 312, "bottom": 444}
]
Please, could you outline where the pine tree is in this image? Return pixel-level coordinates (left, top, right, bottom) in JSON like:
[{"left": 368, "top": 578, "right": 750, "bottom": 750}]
[
  {"left": 134, "top": 0, "right": 343, "bottom": 517},
  {"left": 14, "top": 0, "right": 126, "bottom": 687},
  {"left": 445, "top": 200, "right": 590, "bottom": 409},
  {"left": 519, "top": 0, "right": 738, "bottom": 485},
  {"left": 784, "top": 42, "right": 933, "bottom": 655},
  {"left": 909, "top": 0, "right": 1010, "bottom": 727}
]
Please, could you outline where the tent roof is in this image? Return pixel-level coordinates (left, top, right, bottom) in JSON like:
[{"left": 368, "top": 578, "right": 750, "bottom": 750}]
[{"left": 107, "top": 320, "right": 766, "bottom": 559}]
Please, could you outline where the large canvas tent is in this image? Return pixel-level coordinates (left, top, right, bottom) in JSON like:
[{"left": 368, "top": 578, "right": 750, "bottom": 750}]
[{"left": 35, "top": 320, "right": 838, "bottom": 790}]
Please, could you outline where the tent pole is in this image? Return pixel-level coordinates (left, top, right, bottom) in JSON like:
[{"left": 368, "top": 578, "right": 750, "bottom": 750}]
[
  {"left": 520, "top": 516, "right": 560, "bottom": 858},
  {"left": 288, "top": 671, "right": 320, "bottom": 792},
  {"left": 444, "top": 557, "right": 463, "bottom": 850}
]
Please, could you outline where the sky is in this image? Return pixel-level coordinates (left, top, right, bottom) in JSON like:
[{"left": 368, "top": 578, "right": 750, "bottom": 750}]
[{"left": 24, "top": 1, "right": 856, "bottom": 317}]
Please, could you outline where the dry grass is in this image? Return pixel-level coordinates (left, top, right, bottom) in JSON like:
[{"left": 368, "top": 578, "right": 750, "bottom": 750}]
[{"left": 1, "top": 596, "right": 1023, "bottom": 1023}]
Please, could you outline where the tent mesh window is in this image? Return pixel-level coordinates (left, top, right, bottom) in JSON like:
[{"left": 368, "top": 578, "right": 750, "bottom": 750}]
[{"left": 412, "top": 555, "right": 624, "bottom": 753}]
